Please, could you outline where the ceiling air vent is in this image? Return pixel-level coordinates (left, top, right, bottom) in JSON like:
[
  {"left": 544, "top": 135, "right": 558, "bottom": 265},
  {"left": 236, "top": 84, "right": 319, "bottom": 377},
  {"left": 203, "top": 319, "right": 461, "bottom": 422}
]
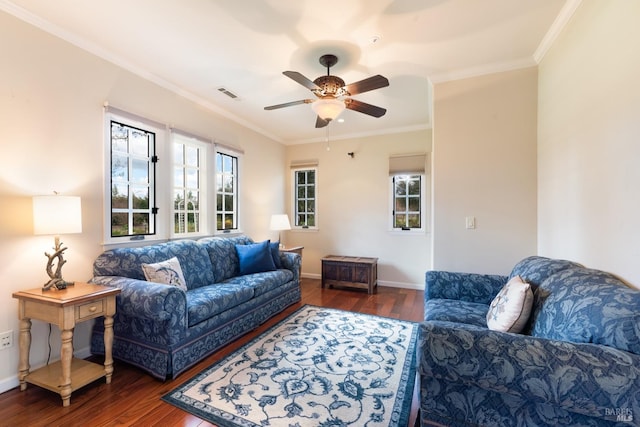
[{"left": 217, "top": 87, "right": 239, "bottom": 100}]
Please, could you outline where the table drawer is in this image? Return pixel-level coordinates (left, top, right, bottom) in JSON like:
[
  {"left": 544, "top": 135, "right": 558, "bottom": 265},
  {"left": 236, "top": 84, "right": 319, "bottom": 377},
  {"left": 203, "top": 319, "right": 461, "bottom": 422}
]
[{"left": 77, "top": 299, "right": 105, "bottom": 320}]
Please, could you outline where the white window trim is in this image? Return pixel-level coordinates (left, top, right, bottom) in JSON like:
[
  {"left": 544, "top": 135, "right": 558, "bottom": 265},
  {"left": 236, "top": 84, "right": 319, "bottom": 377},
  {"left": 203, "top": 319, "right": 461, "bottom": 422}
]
[
  {"left": 214, "top": 145, "right": 243, "bottom": 235},
  {"left": 171, "top": 132, "right": 209, "bottom": 239},
  {"left": 103, "top": 111, "right": 169, "bottom": 245},
  {"left": 388, "top": 173, "right": 428, "bottom": 234},
  {"left": 291, "top": 166, "right": 318, "bottom": 230}
]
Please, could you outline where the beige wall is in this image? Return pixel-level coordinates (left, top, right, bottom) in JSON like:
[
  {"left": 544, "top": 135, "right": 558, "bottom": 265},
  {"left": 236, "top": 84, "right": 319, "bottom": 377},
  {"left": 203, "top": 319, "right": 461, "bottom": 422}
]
[
  {"left": 284, "top": 130, "right": 431, "bottom": 287},
  {"left": 538, "top": 1, "right": 640, "bottom": 288},
  {"left": 432, "top": 67, "right": 538, "bottom": 275},
  {"left": 0, "top": 11, "right": 285, "bottom": 390}
]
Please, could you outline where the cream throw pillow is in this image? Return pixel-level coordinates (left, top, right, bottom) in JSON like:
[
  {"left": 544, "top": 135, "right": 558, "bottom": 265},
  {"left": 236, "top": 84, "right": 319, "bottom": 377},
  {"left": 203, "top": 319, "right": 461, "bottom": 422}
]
[
  {"left": 141, "top": 257, "right": 187, "bottom": 291},
  {"left": 486, "top": 275, "right": 533, "bottom": 333}
]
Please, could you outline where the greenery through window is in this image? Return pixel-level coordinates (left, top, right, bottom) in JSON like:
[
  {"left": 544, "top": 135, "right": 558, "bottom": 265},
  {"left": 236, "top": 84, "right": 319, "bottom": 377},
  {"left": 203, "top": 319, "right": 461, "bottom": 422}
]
[
  {"left": 216, "top": 152, "right": 238, "bottom": 231},
  {"left": 294, "top": 168, "right": 316, "bottom": 228},
  {"left": 173, "top": 136, "right": 203, "bottom": 235},
  {"left": 393, "top": 175, "right": 421, "bottom": 229},
  {"left": 110, "top": 121, "right": 156, "bottom": 237}
]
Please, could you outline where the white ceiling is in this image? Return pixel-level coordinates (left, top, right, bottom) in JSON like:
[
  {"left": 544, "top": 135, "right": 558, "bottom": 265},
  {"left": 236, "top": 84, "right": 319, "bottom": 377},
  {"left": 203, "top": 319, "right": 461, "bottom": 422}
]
[{"left": 2, "top": 0, "right": 576, "bottom": 144}]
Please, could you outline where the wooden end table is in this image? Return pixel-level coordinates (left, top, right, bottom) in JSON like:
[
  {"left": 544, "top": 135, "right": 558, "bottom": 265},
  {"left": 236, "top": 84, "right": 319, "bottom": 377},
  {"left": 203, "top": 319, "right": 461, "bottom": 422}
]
[
  {"left": 321, "top": 255, "right": 378, "bottom": 294},
  {"left": 12, "top": 283, "right": 121, "bottom": 406},
  {"left": 281, "top": 246, "right": 304, "bottom": 257}
]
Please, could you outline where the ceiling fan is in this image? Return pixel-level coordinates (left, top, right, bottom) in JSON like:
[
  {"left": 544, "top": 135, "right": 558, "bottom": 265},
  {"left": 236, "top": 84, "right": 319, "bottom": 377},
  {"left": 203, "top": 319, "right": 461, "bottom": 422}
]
[{"left": 264, "top": 54, "right": 389, "bottom": 128}]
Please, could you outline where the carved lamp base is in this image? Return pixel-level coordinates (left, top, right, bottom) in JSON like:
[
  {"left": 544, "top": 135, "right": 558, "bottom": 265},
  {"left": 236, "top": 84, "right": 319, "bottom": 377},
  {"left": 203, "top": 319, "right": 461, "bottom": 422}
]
[{"left": 42, "top": 236, "right": 73, "bottom": 291}]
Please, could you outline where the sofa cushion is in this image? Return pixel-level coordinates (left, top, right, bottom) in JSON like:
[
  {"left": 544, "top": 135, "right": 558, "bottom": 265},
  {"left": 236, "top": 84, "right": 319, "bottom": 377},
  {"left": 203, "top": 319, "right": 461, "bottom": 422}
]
[
  {"left": 93, "top": 239, "right": 214, "bottom": 290},
  {"left": 486, "top": 275, "right": 533, "bottom": 333},
  {"left": 186, "top": 283, "right": 254, "bottom": 327},
  {"left": 141, "top": 256, "right": 187, "bottom": 291},
  {"left": 222, "top": 269, "right": 294, "bottom": 297},
  {"left": 425, "top": 299, "right": 489, "bottom": 327},
  {"left": 531, "top": 267, "right": 640, "bottom": 354},
  {"left": 509, "top": 256, "right": 582, "bottom": 288},
  {"left": 270, "top": 241, "right": 283, "bottom": 269},
  {"left": 198, "top": 235, "right": 254, "bottom": 282},
  {"left": 236, "top": 240, "right": 276, "bottom": 275}
]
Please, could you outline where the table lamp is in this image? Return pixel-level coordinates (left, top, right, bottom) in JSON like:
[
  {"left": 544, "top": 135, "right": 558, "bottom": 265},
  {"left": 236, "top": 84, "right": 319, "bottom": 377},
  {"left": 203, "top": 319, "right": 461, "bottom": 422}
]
[
  {"left": 33, "top": 194, "right": 82, "bottom": 291},
  {"left": 270, "top": 214, "right": 291, "bottom": 248}
]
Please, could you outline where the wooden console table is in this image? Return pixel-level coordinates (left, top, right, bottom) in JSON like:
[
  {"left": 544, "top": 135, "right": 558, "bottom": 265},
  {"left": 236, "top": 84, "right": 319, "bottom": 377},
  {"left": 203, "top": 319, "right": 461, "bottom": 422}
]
[
  {"left": 12, "top": 283, "right": 120, "bottom": 406},
  {"left": 321, "top": 255, "right": 378, "bottom": 294}
]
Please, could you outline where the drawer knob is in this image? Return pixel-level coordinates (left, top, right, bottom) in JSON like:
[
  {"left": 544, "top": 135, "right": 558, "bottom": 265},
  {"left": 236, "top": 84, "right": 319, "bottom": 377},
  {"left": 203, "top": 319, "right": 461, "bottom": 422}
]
[{"left": 89, "top": 306, "right": 97, "bottom": 312}]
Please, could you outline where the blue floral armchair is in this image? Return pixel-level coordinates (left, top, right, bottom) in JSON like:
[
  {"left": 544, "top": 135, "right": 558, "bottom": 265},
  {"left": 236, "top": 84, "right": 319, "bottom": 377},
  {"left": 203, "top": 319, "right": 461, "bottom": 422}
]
[{"left": 418, "top": 256, "right": 640, "bottom": 426}]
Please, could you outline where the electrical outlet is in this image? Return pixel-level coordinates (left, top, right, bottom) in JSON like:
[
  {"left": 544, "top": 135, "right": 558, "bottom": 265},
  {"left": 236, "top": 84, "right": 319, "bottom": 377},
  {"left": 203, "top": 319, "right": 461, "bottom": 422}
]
[{"left": 0, "top": 331, "right": 13, "bottom": 350}]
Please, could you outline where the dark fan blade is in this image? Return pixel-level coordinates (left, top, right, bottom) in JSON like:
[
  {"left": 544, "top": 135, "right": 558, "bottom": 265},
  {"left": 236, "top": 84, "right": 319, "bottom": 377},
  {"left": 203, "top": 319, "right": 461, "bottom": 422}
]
[
  {"left": 344, "top": 75, "right": 389, "bottom": 95},
  {"left": 315, "top": 116, "right": 330, "bottom": 128},
  {"left": 264, "top": 99, "right": 313, "bottom": 110},
  {"left": 283, "top": 71, "right": 320, "bottom": 91},
  {"left": 344, "top": 98, "right": 387, "bottom": 117}
]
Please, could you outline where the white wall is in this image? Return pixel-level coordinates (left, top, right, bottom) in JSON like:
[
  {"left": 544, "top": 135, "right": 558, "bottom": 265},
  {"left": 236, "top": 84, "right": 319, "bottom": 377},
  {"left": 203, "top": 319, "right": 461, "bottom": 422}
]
[
  {"left": 284, "top": 130, "right": 431, "bottom": 288},
  {"left": 537, "top": 1, "right": 640, "bottom": 288},
  {"left": 0, "top": 11, "right": 285, "bottom": 392},
  {"left": 432, "top": 67, "right": 538, "bottom": 275}
]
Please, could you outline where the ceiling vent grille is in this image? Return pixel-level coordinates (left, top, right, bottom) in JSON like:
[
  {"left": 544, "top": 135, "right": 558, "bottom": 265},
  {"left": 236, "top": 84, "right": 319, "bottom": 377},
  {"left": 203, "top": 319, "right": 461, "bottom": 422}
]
[{"left": 217, "top": 87, "right": 239, "bottom": 100}]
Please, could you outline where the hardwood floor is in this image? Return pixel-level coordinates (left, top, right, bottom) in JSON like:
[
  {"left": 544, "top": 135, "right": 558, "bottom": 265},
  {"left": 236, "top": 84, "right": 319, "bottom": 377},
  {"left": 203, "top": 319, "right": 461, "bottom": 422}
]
[{"left": 0, "top": 278, "right": 424, "bottom": 427}]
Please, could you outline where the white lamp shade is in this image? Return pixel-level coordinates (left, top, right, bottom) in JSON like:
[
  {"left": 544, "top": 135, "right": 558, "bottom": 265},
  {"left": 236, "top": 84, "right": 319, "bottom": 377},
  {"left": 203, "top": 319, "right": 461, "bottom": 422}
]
[
  {"left": 311, "top": 99, "right": 346, "bottom": 121},
  {"left": 33, "top": 195, "right": 83, "bottom": 235},
  {"left": 270, "top": 214, "right": 291, "bottom": 231}
]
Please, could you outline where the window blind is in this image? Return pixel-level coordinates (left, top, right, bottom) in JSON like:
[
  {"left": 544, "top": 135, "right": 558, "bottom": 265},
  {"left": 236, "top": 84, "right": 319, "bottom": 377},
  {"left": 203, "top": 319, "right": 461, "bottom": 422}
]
[
  {"left": 389, "top": 153, "right": 428, "bottom": 175},
  {"left": 290, "top": 159, "right": 319, "bottom": 168}
]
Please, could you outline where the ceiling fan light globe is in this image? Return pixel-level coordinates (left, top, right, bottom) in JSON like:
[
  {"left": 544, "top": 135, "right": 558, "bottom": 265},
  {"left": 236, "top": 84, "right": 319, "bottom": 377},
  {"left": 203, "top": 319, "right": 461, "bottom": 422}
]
[{"left": 311, "top": 99, "right": 345, "bottom": 121}]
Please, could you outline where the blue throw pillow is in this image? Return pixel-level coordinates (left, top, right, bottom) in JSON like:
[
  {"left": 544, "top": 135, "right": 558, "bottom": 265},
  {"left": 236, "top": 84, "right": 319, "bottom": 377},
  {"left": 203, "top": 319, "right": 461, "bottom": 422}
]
[
  {"left": 236, "top": 240, "right": 277, "bottom": 275},
  {"left": 270, "top": 241, "right": 283, "bottom": 269}
]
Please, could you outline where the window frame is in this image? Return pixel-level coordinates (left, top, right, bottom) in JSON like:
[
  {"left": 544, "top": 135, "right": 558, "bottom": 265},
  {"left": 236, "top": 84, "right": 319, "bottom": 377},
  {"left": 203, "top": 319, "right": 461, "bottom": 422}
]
[
  {"left": 292, "top": 166, "right": 318, "bottom": 230},
  {"left": 171, "top": 132, "right": 208, "bottom": 238},
  {"left": 214, "top": 147, "right": 241, "bottom": 234},
  {"left": 389, "top": 173, "right": 427, "bottom": 233},
  {"left": 104, "top": 113, "right": 168, "bottom": 244}
]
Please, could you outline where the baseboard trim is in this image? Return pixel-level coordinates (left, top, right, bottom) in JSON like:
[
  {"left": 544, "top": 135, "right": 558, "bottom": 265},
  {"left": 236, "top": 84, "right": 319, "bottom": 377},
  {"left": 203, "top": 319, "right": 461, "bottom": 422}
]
[
  {"left": 301, "top": 273, "right": 424, "bottom": 290},
  {"left": 0, "top": 375, "right": 18, "bottom": 395}
]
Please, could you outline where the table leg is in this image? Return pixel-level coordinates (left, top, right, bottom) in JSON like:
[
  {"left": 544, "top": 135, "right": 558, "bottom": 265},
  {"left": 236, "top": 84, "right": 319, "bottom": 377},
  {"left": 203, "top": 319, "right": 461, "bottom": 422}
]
[
  {"left": 18, "top": 318, "right": 31, "bottom": 391},
  {"left": 103, "top": 314, "right": 115, "bottom": 384},
  {"left": 60, "top": 329, "right": 73, "bottom": 407}
]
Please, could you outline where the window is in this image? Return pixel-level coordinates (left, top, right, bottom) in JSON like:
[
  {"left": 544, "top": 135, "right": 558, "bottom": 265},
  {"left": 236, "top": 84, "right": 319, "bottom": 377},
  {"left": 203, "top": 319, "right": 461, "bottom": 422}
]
[
  {"left": 104, "top": 107, "right": 244, "bottom": 243},
  {"left": 392, "top": 175, "right": 422, "bottom": 229},
  {"left": 389, "top": 153, "right": 428, "bottom": 232},
  {"left": 173, "top": 133, "right": 206, "bottom": 236},
  {"left": 216, "top": 151, "right": 238, "bottom": 231},
  {"left": 293, "top": 168, "right": 316, "bottom": 228},
  {"left": 109, "top": 120, "right": 157, "bottom": 238}
]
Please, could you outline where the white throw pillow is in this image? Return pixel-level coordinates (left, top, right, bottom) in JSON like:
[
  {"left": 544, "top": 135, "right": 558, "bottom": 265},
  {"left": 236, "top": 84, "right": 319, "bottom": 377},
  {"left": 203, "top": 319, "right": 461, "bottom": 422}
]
[
  {"left": 486, "top": 275, "right": 533, "bottom": 333},
  {"left": 141, "top": 257, "right": 187, "bottom": 291}
]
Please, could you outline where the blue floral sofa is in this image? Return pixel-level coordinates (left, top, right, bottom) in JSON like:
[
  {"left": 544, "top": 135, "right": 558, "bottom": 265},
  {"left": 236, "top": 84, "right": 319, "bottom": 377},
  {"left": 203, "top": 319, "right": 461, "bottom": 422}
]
[
  {"left": 418, "top": 256, "right": 640, "bottom": 426},
  {"left": 90, "top": 235, "right": 301, "bottom": 379}
]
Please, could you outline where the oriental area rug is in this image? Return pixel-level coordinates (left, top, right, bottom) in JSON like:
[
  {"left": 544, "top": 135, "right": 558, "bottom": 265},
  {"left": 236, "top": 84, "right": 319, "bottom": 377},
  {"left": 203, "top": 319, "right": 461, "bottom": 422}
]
[{"left": 162, "top": 305, "right": 418, "bottom": 427}]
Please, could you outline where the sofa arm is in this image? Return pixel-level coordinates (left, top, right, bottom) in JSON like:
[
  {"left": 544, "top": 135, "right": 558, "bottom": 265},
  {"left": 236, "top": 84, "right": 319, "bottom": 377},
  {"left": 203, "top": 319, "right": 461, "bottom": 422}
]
[
  {"left": 280, "top": 252, "right": 301, "bottom": 282},
  {"left": 90, "top": 276, "right": 187, "bottom": 323},
  {"left": 418, "top": 321, "right": 640, "bottom": 421},
  {"left": 425, "top": 270, "right": 507, "bottom": 304}
]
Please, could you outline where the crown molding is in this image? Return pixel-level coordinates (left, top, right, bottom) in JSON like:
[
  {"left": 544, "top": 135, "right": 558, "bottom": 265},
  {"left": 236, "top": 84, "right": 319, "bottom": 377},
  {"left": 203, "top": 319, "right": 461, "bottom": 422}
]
[
  {"left": 428, "top": 0, "right": 583, "bottom": 85},
  {"left": 0, "top": 0, "right": 283, "bottom": 144},
  {"left": 287, "top": 123, "right": 431, "bottom": 146},
  {"left": 533, "top": 0, "right": 583, "bottom": 63},
  {"left": 428, "top": 57, "right": 536, "bottom": 84}
]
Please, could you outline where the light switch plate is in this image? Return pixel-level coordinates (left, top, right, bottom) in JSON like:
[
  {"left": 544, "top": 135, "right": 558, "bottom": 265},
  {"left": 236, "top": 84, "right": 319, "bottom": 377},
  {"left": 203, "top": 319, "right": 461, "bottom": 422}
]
[{"left": 465, "top": 216, "right": 476, "bottom": 229}]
